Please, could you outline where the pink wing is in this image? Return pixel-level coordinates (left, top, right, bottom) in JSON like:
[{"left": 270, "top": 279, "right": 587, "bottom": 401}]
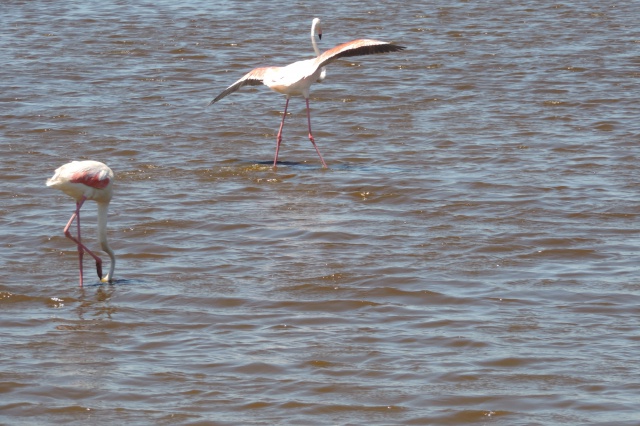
[
  {"left": 209, "top": 67, "right": 275, "bottom": 105},
  {"left": 315, "top": 39, "right": 406, "bottom": 69},
  {"left": 70, "top": 169, "right": 111, "bottom": 189}
]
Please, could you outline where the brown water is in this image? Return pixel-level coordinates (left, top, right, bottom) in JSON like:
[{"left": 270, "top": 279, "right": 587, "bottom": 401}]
[{"left": 2, "top": 1, "right": 639, "bottom": 425}]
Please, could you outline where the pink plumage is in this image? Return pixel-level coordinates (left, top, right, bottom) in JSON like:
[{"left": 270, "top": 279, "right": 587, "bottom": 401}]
[
  {"left": 209, "top": 18, "right": 405, "bottom": 168},
  {"left": 47, "top": 160, "right": 116, "bottom": 286},
  {"left": 69, "top": 169, "right": 111, "bottom": 189}
]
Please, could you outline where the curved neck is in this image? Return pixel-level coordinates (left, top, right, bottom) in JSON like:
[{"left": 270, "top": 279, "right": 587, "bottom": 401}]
[
  {"left": 311, "top": 21, "right": 320, "bottom": 56},
  {"left": 97, "top": 201, "right": 115, "bottom": 282}
]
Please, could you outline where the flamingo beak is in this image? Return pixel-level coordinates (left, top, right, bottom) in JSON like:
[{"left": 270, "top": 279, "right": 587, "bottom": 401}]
[
  {"left": 96, "top": 261, "right": 103, "bottom": 280},
  {"left": 318, "top": 33, "right": 322, "bottom": 40}
]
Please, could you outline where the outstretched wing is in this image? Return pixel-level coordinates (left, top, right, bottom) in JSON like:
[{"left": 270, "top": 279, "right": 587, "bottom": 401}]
[
  {"left": 208, "top": 67, "right": 275, "bottom": 105},
  {"left": 315, "top": 39, "right": 406, "bottom": 69}
]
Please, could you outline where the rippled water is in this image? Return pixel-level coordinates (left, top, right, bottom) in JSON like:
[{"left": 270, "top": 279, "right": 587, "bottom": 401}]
[{"left": 2, "top": 1, "right": 639, "bottom": 424}]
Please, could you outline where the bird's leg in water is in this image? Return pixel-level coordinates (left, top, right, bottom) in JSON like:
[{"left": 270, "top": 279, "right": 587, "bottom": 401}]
[
  {"left": 274, "top": 97, "right": 290, "bottom": 167},
  {"left": 62, "top": 196, "right": 103, "bottom": 286},
  {"left": 306, "top": 98, "right": 327, "bottom": 168},
  {"left": 76, "top": 201, "right": 84, "bottom": 286}
]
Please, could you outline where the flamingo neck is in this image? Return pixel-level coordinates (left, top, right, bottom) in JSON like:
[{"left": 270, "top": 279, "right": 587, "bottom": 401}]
[
  {"left": 311, "top": 21, "right": 321, "bottom": 57},
  {"left": 97, "top": 201, "right": 115, "bottom": 282}
]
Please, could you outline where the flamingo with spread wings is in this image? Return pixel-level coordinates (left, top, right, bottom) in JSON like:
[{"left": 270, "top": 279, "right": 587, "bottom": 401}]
[{"left": 209, "top": 18, "right": 405, "bottom": 168}]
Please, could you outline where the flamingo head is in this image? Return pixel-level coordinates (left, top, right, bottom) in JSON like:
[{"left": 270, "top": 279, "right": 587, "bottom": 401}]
[{"left": 312, "top": 18, "right": 322, "bottom": 40}]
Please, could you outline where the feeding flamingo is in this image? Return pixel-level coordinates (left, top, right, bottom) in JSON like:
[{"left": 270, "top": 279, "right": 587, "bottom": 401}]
[
  {"left": 46, "top": 160, "right": 115, "bottom": 286},
  {"left": 209, "top": 17, "right": 405, "bottom": 168}
]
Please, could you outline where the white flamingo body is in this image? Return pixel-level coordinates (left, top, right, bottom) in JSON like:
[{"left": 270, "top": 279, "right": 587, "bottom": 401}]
[
  {"left": 47, "top": 161, "right": 113, "bottom": 203},
  {"left": 260, "top": 60, "right": 323, "bottom": 97},
  {"left": 47, "top": 160, "right": 115, "bottom": 286},
  {"left": 210, "top": 18, "right": 405, "bottom": 167}
]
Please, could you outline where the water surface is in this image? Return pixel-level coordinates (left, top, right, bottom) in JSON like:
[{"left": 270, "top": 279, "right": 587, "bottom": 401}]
[{"left": 1, "top": 1, "right": 639, "bottom": 424}]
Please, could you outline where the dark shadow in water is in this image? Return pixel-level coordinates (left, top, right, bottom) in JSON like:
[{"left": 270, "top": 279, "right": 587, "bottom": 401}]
[
  {"left": 256, "top": 160, "right": 336, "bottom": 170},
  {"left": 231, "top": 157, "right": 334, "bottom": 169},
  {"left": 79, "top": 278, "right": 137, "bottom": 288},
  {"left": 254, "top": 160, "right": 302, "bottom": 167},
  {"left": 239, "top": 158, "right": 406, "bottom": 173},
  {"left": 233, "top": 157, "right": 408, "bottom": 171}
]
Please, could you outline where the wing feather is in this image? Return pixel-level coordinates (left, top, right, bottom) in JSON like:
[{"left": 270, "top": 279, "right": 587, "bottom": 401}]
[
  {"left": 208, "top": 67, "right": 273, "bottom": 105},
  {"left": 315, "top": 39, "right": 406, "bottom": 69},
  {"left": 70, "top": 170, "right": 111, "bottom": 189}
]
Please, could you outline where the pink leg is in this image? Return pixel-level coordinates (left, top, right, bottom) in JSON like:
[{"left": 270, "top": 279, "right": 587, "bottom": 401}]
[
  {"left": 305, "top": 98, "right": 327, "bottom": 168},
  {"left": 63, "top": 197, "right": 103, "bottom": 286},
  {"left": 273, "top": 97, "right": 290, "bottom": 167}
]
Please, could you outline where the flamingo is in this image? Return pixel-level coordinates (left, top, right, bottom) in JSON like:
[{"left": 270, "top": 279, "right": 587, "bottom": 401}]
[
  {"left": 209, "top": 17, "right": 405, "bottom": 168},
  {"left": 46, "top": 160, "right": 115, "bottom": 286}
]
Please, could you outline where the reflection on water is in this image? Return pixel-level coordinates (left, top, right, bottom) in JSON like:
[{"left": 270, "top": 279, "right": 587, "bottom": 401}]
[{"left": 1, "top": 1, "right": 639, "bottom": 424}]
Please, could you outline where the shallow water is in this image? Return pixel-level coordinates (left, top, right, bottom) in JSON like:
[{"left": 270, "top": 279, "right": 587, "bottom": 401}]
[{"left": 1, "top": 1, "right": 639, "bottom": 424}]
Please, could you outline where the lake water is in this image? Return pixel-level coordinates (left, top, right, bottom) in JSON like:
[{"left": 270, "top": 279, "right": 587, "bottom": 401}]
[{"left": 1, "top": 1, "right": 639, "bottom": 424}]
